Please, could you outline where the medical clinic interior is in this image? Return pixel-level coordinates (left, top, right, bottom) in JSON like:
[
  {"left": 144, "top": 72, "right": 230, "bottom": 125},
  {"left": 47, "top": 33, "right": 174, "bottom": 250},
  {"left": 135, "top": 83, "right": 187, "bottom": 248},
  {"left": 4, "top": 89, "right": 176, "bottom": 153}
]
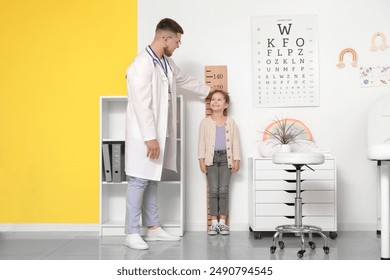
[{"left": 1, "top": 0, "right": 390, "bottom": 261}]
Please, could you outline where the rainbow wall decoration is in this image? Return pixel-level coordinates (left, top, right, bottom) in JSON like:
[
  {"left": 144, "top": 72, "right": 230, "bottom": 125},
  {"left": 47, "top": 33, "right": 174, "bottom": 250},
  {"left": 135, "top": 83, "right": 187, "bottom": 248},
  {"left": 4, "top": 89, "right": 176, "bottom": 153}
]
[
  {"left": 262, "top": 118, "right": 314, "bottom": 141},
  {"left": 336, "top": 48, "right": 358, "bottom": 68}
]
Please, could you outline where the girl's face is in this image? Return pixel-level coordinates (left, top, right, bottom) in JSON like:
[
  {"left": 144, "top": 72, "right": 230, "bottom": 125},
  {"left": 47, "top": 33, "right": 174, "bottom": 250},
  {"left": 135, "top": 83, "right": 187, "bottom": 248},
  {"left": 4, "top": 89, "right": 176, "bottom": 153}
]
[{"left": 210, "top": 92, "right": 228, "bottom": 112}]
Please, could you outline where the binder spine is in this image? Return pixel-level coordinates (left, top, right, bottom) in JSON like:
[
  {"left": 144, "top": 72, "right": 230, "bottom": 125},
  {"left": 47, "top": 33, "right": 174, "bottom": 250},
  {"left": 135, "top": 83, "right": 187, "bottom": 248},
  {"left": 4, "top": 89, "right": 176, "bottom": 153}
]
[
  {"left": 112, "top": 143, "right": 122, "bottom": 183},
  {"left": 102, "top": 144, "right": 112, "bottom": 182}
]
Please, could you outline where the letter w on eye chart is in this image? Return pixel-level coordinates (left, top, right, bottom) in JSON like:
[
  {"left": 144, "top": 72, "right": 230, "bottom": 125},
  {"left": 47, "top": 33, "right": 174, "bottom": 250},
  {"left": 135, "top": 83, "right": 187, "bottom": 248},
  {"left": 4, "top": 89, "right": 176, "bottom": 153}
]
[{"left": 252, "top": 15, "right": 319, "bottom": 107}]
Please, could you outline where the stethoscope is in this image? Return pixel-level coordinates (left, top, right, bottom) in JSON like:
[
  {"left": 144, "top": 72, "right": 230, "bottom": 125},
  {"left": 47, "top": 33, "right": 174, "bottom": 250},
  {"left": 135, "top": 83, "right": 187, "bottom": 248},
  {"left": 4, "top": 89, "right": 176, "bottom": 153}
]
[{"left": 146, "top": 46, "right": 173, "bottom": 78}]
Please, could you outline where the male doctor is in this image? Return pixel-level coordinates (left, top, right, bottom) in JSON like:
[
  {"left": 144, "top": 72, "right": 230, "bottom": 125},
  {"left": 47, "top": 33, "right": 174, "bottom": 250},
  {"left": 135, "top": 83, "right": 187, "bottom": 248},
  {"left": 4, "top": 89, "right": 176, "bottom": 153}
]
[{"left": 124, "top": 18, "right": 210, "bottom": 250}]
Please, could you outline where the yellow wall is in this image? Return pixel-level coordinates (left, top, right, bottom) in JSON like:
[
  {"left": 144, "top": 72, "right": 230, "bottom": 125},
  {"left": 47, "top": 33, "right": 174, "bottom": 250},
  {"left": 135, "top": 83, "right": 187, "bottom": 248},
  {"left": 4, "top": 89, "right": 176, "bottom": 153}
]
[{"left": 0, "top": 0, "right": 137, "bottom": 223}]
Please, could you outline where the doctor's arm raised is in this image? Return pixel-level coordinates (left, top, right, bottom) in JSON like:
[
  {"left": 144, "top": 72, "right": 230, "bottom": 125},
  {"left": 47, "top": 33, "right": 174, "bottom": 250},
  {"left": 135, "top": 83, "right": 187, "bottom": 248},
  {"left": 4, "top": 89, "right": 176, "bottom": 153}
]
[{"left": 167, "top": 58, "right": 210, "bottom": 98}]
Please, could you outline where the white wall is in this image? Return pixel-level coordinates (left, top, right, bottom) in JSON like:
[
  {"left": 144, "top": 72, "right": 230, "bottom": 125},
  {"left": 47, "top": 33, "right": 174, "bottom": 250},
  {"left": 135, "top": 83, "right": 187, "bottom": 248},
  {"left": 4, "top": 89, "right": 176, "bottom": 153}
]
[{"left": 138, "top": 0, "right": 390, "bottom": 231}]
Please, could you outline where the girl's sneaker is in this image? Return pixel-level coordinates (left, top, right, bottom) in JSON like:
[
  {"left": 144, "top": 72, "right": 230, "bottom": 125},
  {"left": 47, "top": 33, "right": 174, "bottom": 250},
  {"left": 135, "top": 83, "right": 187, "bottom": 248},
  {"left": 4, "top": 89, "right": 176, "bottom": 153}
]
[
  {"left": 218, "top": 224, "right": 230, "bottom": 235},
  {"left": 208, "top": 225, "right": 220, "bottom": 235}
]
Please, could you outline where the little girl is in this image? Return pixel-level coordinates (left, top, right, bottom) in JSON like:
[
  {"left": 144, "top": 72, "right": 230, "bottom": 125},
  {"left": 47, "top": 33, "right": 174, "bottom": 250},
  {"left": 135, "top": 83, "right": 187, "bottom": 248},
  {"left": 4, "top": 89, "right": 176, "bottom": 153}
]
[{"left": 198, "top": 89, "right": 241, "bottom": 235}]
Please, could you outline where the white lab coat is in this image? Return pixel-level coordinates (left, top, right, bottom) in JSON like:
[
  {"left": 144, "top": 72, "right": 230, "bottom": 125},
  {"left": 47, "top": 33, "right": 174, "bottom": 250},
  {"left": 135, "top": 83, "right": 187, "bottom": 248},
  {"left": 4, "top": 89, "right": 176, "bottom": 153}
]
[{"left": 125, "top": 48, "right": 210, "bottom": 181}]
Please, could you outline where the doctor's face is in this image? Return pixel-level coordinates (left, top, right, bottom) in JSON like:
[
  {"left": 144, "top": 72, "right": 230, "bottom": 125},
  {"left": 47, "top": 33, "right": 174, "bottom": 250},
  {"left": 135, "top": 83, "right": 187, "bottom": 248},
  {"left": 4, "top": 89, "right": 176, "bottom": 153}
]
[{"left": 164, "top": 33, "right": 182, "bottom": 57}]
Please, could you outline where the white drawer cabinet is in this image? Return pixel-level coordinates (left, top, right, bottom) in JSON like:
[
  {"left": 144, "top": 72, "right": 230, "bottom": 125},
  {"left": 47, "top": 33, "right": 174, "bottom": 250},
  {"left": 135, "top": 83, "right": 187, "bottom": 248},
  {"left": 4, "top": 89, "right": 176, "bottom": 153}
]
[{"left": 248, "top": 157, "right": 337, "bottom": 239}]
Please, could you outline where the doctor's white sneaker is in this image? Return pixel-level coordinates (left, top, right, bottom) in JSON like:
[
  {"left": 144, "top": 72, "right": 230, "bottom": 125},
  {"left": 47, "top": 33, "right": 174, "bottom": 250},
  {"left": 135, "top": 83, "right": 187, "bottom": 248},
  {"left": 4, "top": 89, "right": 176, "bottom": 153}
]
[
  {"left": 143, "top": 227, "right": 181, "bottom": 241},
  {"left": 124, "top": 234, "right": 149, "bottom": 250}
]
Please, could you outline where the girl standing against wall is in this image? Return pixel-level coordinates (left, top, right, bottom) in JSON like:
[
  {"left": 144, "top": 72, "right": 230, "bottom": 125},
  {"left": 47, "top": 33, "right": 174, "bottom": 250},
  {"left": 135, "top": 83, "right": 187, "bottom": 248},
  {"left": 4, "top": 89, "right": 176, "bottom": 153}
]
[{"left": 198, "top": 89, "right": 241, "bottom": 235}]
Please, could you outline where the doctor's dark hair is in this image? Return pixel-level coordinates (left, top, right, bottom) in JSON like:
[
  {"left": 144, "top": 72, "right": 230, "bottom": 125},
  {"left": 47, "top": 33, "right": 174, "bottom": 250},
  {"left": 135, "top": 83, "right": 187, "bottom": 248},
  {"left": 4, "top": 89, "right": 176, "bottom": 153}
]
[
  {"left": 156, "top": 18, "right": 184, "bottom": 34},
  {"left": 207, "top": 89, "right": 230, "bottom": 116}
]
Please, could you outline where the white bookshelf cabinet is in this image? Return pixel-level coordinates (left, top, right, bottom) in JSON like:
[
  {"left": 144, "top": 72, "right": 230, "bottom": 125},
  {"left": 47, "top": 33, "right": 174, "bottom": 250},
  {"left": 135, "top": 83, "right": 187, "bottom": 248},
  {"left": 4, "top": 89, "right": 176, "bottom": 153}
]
[{"left": 99, "top": 96, "right": 185, "bottom": 236}]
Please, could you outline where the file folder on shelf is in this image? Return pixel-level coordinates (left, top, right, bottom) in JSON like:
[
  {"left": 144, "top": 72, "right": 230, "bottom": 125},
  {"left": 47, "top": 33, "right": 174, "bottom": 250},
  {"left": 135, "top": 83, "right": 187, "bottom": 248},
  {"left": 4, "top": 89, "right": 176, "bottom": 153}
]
[
  {"left": 112, "top": 143, "right": 122, "bottom": 183},
  {"left": 121, "top": 143, "right": 126, "bottom": 181},
  {"left": 102, "top": 144, "right": 112, "bottom": 182}
]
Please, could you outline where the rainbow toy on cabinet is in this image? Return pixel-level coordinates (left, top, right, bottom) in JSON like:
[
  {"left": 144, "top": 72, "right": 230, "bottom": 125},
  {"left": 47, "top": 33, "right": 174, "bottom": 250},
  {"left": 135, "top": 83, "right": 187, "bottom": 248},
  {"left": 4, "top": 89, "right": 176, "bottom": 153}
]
[{"left": 263, "top": 118, "right": 313, "bottom": 142}]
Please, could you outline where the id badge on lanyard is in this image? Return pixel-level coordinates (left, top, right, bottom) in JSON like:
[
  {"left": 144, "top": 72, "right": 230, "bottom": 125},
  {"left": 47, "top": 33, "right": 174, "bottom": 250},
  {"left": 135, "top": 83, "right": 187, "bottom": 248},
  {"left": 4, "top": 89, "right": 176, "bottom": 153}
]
[{"left": 161, "top": 57, "right": 172, "bottom": 100}]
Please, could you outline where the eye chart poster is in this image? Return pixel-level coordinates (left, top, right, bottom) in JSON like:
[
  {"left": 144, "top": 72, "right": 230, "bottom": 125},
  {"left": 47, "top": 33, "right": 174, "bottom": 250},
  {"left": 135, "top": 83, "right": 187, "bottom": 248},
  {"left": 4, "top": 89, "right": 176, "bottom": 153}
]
[{"left": 252, "top": 15, "right": 319, "bottom": 107}]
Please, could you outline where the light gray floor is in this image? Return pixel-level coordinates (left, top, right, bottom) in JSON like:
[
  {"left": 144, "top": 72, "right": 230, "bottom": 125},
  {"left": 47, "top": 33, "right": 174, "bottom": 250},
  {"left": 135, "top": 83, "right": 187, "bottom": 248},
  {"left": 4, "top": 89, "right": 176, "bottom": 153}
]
[{"left": 0, "top": 231, "right": 381, "bottom": 260}]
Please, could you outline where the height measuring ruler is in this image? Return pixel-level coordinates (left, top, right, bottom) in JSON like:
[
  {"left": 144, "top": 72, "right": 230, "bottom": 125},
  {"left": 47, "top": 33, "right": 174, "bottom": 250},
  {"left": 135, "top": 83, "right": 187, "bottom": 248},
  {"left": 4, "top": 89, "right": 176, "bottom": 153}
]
[
  {"left": 204, "top": 65, "right": 229, "bottom": 228},
  {"left": 205, "top": 65, "right": 228, "bottom": 115}
]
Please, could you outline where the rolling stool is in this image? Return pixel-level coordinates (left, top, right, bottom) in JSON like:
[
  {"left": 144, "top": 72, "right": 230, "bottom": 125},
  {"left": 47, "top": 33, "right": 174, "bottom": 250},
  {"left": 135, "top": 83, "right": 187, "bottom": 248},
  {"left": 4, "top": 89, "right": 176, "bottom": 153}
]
[{"left": 270, "top": 152, "right": 330, "bottom": 258}]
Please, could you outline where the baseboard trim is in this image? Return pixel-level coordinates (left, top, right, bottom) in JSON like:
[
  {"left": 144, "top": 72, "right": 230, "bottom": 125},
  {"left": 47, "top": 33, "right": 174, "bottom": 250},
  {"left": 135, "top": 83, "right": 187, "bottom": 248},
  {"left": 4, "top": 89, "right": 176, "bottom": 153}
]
[
  {"left": 0, "top": 224, "right": 100, "bottom": 231},
  {"left": 0, "top": 222, "right": 377, "bottom": 232},
  {"left": 187, "top": 222, "right": 378, "bottom": 232},
  {"left": 335, "top": 222, "right": 377, "bottom": 231},
  {"left": 185, "top": 222, "right": 249, "bottom": 231}
]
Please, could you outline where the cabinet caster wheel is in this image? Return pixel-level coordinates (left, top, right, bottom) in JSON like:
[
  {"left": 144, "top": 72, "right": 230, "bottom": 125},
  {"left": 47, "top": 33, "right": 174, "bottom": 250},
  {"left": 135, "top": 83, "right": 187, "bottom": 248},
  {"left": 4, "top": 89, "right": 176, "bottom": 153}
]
[
  {"left": 329, "top": 231, "right": 338, "bottom": 239},
  {"left": 309, "top": 241, "right": 316, "bottom": 250},
  {"left": 254, "top": 232, "right": 262, "bottom": 240},
  {"left": 270, "top": 246, "right": 276, "bottom": 254},
  {"left": 323, "top": 246, "right": 330, "bottom": 254},
  {"left": 278, "top": 241, "right": 285, "bottom": 249},
  {"left": 297, "top": 250, "right": 305, "bottom": 258}
]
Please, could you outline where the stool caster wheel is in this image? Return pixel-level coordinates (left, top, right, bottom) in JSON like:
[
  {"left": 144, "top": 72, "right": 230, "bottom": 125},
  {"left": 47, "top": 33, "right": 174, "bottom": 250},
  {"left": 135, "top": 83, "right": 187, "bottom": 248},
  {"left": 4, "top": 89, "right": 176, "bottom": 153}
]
[
  {"left": 297, "top": 250, "right": 305, "bottom": 258},
  {"left": 278, "top": 241, "right": 285, "bottom": 249},
  {"left": 270, "top": 246, "right": 276, "bottom": 254},
  {"left": 309, "top": 241, "right": 316, "bottom": 250},
  {"left": 323, "top": 246, "right": 330, "bottom": 254}
]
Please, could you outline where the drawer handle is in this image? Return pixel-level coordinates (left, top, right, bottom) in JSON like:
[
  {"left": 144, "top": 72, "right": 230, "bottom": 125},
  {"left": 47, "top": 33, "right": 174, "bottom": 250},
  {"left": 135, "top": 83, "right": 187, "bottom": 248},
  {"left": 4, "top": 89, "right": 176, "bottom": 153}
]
[
  {"left": 285, "top": 216, "right": 305, "bottom": 219},
  {"left": 285, "top": 180, "right": 305, "bottom": 183},
  {"left": 284, "top": 169, "right": 306, "bottom": 173},
  {"left": 284, "top": 190, "right": 305, "bottom": 193},
  {"left": 285, "top": 203, "right": 305, "bottom": 206},
  {"left": 284, "top": 169, "right": 296, "bottom": 173}
]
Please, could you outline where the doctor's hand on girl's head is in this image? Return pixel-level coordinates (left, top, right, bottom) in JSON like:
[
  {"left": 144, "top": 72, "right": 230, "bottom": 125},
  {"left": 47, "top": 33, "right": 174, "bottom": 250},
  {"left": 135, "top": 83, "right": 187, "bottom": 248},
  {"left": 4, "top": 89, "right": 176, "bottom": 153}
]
[{"left": 145, "top": 139, "right": 160, "bottom": 160}]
